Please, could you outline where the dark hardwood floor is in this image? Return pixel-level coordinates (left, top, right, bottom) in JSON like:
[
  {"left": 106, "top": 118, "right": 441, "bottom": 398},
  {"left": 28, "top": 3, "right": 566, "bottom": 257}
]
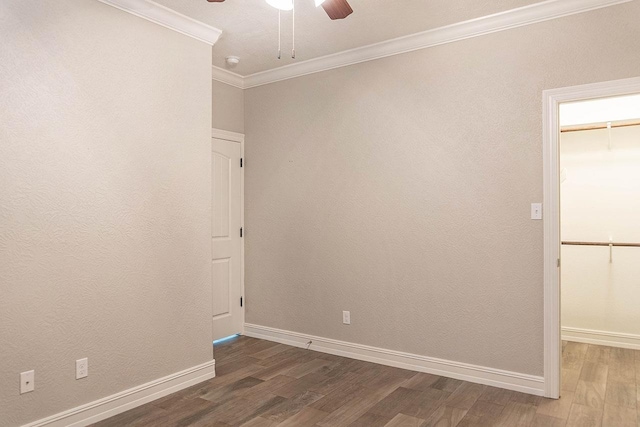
[{"left": 92, "top": 336, "right": 639, "bottom": 426}]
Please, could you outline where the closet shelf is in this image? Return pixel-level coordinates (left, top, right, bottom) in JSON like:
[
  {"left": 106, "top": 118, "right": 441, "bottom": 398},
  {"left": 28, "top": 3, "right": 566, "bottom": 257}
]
[{"left": 562, "top": 241, "right": 640, "bottom": 248}]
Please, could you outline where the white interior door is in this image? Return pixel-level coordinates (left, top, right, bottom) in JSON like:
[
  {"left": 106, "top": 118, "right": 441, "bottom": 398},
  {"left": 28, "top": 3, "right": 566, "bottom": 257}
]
[{"left": 212, "top": 137, "right": 243, "bottom": 341}]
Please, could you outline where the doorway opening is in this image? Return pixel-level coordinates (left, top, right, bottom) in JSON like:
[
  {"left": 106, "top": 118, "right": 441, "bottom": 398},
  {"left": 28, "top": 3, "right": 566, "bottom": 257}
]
[
  {"left": 543, "top": 77, "right": 640, "bottom": 399},
  {"left": 211, "top": 129, "right": 245, "bottom": 344}
]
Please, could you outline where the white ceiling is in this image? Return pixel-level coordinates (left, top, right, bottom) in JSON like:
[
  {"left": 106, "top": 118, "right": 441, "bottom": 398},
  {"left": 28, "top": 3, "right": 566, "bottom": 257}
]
[{"left": 154, "top": 0, "right": 540, "bottom": 76}]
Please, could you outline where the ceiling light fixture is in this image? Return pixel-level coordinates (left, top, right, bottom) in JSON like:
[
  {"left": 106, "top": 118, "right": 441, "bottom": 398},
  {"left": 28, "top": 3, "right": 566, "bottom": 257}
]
[
  {"left": 207, "top": 0, "right": 352, "bottom": 20},
  {"left": 266, "top": 0, "right": 293, "bottom": 11}
]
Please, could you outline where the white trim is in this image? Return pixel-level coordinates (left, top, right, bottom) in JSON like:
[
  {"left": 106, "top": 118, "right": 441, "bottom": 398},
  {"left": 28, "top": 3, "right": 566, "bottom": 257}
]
[
  {"left": 543, "top": 76, "right": 640, "bottom": 399},
  {"left": 244, "top": 323, "right": 544, "bottom": 396},
  {"left": 239, "top": 134, "right": 245, "bottom": 336},
  {"left": 97, "top": 0, "right": 222, "bottom": 45},
  {"left": 21, "top": 360, "right": 215, "bottom": 427},
  {"left": 542, "top": 83, "right": 561, "bottom": 400},
  {"left": 240, "top": 0, "right": 630, "bottom": 88},
  {"left": 562, "top": 327, "right": 640, "bottom": 350},
  {"left": 212, "top": 128, "right": 245, "bottom": 144},
  {"left": 212, "top": 67, "right": 246, "bottom": 89}
]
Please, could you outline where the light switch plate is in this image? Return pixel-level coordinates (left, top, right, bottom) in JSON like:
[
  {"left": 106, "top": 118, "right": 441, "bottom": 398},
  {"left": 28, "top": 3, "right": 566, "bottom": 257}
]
[
  {"left": 342, "top": 311, "right": 351, "bottom": 325},
  {"left": 531, "top": 203, "right": 543, "bottom": 220},
  {"left": 20, "top": 370, "right": 34, "bottom": 394}
]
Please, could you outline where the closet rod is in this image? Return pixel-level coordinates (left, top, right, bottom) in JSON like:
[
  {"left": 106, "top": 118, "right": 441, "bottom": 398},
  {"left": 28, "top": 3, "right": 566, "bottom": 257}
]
[
  {"left": 562, "top": 241, "right": 640, "bottom": 248},
  {"left": 561, "top": 119, "right": 640, "bottom": 133}
]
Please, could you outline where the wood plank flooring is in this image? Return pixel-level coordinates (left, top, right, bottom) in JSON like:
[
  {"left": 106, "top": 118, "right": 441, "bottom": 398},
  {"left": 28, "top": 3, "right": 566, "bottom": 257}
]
[{"left": 92, "top": 337, "right": 639, "bottom": 426}]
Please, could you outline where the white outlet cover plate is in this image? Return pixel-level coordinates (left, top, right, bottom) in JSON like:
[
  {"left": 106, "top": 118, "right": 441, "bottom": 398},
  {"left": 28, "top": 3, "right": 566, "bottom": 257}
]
[
  {"left": 20, "top": 370, "right": 34, "bottom": 394},
  {"left": 76, "top": 358, "right": 88, "bottom": 379}
]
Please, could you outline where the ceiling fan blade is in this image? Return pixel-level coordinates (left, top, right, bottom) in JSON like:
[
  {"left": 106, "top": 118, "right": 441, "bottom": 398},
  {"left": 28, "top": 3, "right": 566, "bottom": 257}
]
[
  {"left": 206, "top": 0, "right": 225, "bottom": 2},
  {"left": 321, "top": 0, "right": 353, "bottom": 20}
]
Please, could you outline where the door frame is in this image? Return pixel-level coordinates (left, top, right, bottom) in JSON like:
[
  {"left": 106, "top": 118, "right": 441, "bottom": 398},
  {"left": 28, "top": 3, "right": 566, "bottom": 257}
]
[
  {"left": 212, "top": 128, "right": 245, "bottom": 336},
  {"left": 542, "top": 76, "right": 640, "bottom": 398}
]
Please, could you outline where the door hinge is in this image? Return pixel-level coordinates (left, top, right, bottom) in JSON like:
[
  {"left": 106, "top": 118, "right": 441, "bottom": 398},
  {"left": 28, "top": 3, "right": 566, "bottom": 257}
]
[
  {"left": 557, "top": 258, "right": 561, "bottom": 268},
  {"left": 240, "top": 158, "right": 243, "bottom": 168},
  {"left": 240, "top": 227, "right": 243, "bottom": 238},
  {"left": 240, "top": 297, "right": 243, "bottom": 307}
]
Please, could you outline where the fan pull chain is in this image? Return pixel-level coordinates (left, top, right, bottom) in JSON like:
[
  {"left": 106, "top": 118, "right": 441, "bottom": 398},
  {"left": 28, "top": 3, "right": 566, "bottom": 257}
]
[
  {"left": 277, "top": 9, "right": 281, "bottom": 59},
  {"left": 291, "top": 0, "right": 295, "bottom": 59}
]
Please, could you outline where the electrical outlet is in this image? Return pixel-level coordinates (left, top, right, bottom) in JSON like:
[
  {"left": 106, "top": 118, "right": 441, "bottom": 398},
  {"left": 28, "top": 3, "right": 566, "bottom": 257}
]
[
  {"left": 76, "top": 358, "right": 88, "bottom": 380},
  {"left": 20, "top": 370, "right": 34, "bottom": 394},
  {"left": 342, "top": 311, "right": 351, "bottom": 325}
]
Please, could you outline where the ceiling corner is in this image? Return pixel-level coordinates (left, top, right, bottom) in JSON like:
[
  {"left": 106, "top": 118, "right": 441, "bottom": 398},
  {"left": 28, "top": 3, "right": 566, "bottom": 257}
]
[{"left": 212, "top": 66, "right": 246, "bottom": 89}]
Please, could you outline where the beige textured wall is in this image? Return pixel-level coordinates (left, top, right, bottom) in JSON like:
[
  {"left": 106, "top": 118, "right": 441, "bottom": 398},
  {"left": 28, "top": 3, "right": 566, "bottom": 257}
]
[
  {"left": 212, "top": 80, "right": 245, "bottom": 133},
  {"left": 0, "top": 1, "right": 212, "bottom": 426},
  {"left": 244, "top": 2, "right": 640, "bottom": 377}
]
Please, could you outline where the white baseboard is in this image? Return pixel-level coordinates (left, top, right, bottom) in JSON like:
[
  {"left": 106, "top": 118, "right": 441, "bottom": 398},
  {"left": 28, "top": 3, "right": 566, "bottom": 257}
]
[
  {"left": 562, "top": 327, "right": 640, "bottom": 350},
  {"left": 244, "top": 323, "right": 544, "bottom": 396},
  {"left": 22, "top": 360, "right": 215, "bottom": 427}
]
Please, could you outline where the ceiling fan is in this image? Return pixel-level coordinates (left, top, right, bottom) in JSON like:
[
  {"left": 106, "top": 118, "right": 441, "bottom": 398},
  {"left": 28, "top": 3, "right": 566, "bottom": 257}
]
[
  {"left": 206, "top": 0, "right": 352, "bottom": 60},
  {"left": 205, "top": 0, "right": 353, "bottom": 20}
]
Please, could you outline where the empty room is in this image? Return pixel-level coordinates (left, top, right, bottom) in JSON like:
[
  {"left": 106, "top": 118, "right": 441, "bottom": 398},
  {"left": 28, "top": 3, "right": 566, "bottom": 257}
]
[{"left": 2, "top": 0, "right": 640, "bottom": 426}]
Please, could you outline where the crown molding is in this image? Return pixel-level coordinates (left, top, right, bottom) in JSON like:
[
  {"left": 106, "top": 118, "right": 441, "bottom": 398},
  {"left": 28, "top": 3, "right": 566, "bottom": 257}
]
[
  {"left": 233, "top": 0, "right": 629, "bottom": 88},
  {"left": 212, "top": 66, "right": 245, "bottom": 89},
  {"left": 97, "top": 0, "right": 222, "bottom": 45}
]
